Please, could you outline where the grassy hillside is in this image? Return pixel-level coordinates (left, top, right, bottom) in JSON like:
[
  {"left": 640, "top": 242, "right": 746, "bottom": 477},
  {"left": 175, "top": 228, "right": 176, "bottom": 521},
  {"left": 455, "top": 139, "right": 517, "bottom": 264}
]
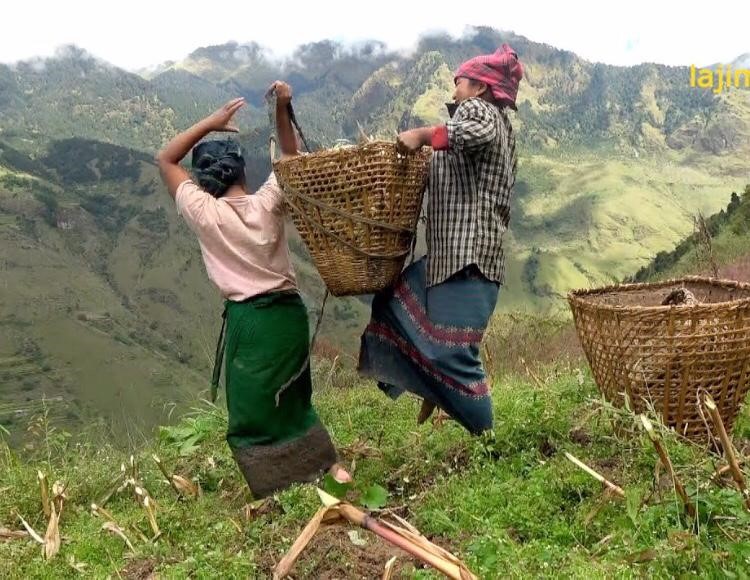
[
  {"left": 499, "top": 151, "right": 742, "bottom": 309},
  {"left": 632, "top": 184, "right": 750, "bottom": 283},
  {"left": 2, "top": 359, "right": 750, "bottom": 578}
]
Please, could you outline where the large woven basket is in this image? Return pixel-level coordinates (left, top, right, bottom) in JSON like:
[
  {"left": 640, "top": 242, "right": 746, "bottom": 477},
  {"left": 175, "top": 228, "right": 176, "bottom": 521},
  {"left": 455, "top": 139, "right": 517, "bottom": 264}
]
[
  {"left": 569, "top": 277, "right": 750, "bottom": 441},
  {"left": 273, "top": 141, "right": 430, "bottom": 296}
]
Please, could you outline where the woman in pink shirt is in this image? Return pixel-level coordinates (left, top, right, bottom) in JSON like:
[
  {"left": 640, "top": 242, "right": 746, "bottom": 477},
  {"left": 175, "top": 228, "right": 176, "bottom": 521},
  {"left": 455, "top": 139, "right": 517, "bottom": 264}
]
[{"left": 156, "top": 83, "right": 350, "bottom": 497}]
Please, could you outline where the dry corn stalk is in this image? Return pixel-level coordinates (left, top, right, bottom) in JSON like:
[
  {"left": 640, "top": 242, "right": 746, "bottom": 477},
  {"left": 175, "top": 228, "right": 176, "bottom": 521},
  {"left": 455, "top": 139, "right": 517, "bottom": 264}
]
[
  {"left": 102, "top": 521, "right": 135, "bottom": 552},
  {"left": 128, "top": 456, "right": 142, "bottom": 503},
  {"left": 704, "top": 395, "right": 750, "bottom": 510},
  {"left": 16, "top": 513, "right": 45, "bottom": 544},
  {"left": 273, "top": 506, "right": 332, "bottom": 579},
  {"left": 134, "top": 486, "right": 161, "bottom": 538},
  {"left": 38, "top": 471, "right": 50, "bottom": 518},
  {"left": 382, "top": 556, "right": 398, "bottom": 580},
  {"left": 52, "top": 481, "right": 67, "bottom": 515},
  {"left": 0, "top": 528, "right": 29, "bottom": 541},
  {"left": 68, "top": 555, "right": 88, "bottom": 574},
  {"left": 130, "top": 455, "right": 139, "bottom": 482},
  {"left": 639, "top": 415, "right": 696, "bottom": 518},
  {"left": 97, "top": 472, "right": 125, "bottom": 508},
  {"left": 17, "top": 504, "right": 61, "bottom": 561},
  {"left": 565, "top": 452, "right": 626, "bottom": 498},
  {"left": 43, "top": 503, "right": 61, "bottom": 560},
  {"left": 91, "top": 503, "right": 116, "bottom": 523},
  {"left": 172, "top": 475, "right": 201, "bottom": 499},
  {"left": 153, "top": 455, "right": 201, "bottom": 499},
  {"left": 91, "top": 503, "right": 148, "bottom": 543}
]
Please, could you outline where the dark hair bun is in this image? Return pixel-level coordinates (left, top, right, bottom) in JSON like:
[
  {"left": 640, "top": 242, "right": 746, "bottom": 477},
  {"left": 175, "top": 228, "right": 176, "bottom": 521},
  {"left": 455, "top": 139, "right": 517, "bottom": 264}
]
[{"left": 191, "top": 139, "right": 246, "bottom": 197}]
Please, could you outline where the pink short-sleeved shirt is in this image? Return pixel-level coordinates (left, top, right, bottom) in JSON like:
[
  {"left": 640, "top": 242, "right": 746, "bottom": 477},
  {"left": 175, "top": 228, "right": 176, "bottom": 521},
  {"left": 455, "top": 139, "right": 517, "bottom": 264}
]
[{"left": 175, "top": 172, "right": 297, "bottom": 301}]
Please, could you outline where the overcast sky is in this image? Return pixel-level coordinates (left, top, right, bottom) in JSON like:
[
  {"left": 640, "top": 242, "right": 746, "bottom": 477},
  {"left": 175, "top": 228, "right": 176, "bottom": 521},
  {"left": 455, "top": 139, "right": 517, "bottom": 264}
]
[{"left": 1, "top": 0, "right": 747, "bottom": 70}]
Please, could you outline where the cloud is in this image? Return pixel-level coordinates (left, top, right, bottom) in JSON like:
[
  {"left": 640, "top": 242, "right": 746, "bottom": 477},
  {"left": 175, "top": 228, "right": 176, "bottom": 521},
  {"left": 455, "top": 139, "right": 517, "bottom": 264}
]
[
  {"left": 1, "top": 0, "right": 748, "bottom": 70},
  {"left": 625, "top": 38, "right": 640, "bottom": 52}
]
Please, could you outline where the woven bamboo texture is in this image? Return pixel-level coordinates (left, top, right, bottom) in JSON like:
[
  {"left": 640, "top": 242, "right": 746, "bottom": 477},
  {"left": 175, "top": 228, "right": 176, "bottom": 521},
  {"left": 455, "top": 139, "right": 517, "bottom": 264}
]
[
  {"left": 569, "top": 277, "right": 750, "bottom": 441},
  {"left": 273, "top": 141, "right": 430, "bottom": 296}
]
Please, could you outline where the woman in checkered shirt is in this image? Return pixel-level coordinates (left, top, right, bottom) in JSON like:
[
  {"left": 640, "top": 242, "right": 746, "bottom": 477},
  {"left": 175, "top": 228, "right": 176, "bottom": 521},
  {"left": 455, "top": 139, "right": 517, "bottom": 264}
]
[{"left": 358, "top": 45, "right": 523, "bottom": 434}]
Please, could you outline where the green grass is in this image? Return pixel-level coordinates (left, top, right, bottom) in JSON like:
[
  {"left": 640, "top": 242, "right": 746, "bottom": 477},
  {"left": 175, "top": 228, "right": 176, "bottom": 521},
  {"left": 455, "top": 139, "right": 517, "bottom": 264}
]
[{"left": 3, "top": 362, "right": 750, "bottom": 578}]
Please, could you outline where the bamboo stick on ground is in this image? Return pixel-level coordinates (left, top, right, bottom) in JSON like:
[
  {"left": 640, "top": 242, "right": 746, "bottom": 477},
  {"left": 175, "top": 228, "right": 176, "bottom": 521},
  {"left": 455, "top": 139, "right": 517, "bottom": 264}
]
[
  {"left": 703, "top": 396, "right": 750, "bottom": 510},
  {"left": 273, "top": 506, "right": 337, "bottom": 580},
  {"left": 274, "top": 491, "right": 477, "bottom": 580},
  {"left": 639, "top": 415, "right": 696, "bottom": 518},
  {"left": 336, "top": 503, "right": 477, "bottom": 580},
  {"left": 565, "top": 452, "right": 625, "bottom": 498}
]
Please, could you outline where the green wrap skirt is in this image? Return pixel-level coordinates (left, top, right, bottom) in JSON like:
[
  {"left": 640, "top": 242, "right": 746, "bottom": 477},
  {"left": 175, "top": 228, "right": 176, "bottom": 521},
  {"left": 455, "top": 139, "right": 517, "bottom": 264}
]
[{"left": 213, "top": 290, "right": 337, "bottom": 497}]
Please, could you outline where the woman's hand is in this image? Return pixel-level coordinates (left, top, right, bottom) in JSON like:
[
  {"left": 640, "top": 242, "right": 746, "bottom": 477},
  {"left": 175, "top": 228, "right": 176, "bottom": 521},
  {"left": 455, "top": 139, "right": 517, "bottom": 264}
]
[
  {"left": 269, "top": 81, "right": 298, "bottom": 157},
  {"left": 396, "top": 128, "right": 432, "bottom": 154},
  {"left": 268, "top": 81, "right": 293, "bottom": 105},
  {"left": 203, "top": 98, "right": 246, "bottom": 133}
]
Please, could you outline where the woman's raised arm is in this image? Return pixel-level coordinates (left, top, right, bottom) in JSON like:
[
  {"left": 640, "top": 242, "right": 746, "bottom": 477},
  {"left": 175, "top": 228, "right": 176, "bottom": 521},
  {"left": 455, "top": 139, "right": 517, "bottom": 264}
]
[{"left": 156, "top": 98, "right": 246, "bottom": 198}]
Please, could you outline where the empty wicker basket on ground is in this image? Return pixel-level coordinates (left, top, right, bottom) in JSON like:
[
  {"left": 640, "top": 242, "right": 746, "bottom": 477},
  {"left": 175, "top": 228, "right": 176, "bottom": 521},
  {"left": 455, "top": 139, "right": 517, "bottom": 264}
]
[
  {"left": 569, "top": 277, "right": 750, "bottom": 442},
  {"left": 272, "top": 141, "right": 430, "bottom": 296}
]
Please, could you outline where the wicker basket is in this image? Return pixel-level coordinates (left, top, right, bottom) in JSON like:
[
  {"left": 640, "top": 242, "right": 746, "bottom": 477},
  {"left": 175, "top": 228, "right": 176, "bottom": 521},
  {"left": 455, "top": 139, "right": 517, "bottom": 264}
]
[
  {"left": 272, "top": 141, "right": 430, "bottom": 296},
  {"left": 569, "top": 277, "right": 750, "bottom": 441}
]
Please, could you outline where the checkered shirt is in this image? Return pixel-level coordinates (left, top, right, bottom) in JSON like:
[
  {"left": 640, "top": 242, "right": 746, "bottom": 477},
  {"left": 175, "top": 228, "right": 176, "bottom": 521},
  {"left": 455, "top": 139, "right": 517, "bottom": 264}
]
[{"left": 426, "top": 97, "right": 517, "bottom": 287}]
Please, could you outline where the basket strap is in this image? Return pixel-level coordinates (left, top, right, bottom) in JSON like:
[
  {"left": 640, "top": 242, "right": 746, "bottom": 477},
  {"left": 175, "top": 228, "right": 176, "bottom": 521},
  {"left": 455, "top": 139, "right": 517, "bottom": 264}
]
[
  {"left": 284, "top": 194, "right": 411, "bottom": 260},
  {"left": 264, "top": 89, "right": 311, "bottom": 153}
]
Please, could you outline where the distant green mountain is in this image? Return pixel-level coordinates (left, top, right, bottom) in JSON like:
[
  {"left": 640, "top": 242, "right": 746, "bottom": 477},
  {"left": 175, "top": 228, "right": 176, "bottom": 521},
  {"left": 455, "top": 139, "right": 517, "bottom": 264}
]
[
  {"left": 631, "top": 184, "right": 750, "bottom": 282},
  {"left": 0, "top": 47, "right": 175, "bottom": 154}
]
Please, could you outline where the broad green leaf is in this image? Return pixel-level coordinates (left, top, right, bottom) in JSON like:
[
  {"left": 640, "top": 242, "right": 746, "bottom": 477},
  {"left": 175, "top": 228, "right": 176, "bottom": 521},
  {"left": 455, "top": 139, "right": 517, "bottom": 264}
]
[{"left": 360, "top": 484, "right": 388, "bottom": 510}]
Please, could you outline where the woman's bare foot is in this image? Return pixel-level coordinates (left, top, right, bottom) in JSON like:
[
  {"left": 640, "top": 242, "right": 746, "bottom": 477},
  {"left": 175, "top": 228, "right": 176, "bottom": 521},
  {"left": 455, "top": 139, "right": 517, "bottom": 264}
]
[
  {"left": 417, "top": 399, "right": 436, "bottom": 424},
  {"left": 329, "top": 463, "right": 352, "bottom": 484}
]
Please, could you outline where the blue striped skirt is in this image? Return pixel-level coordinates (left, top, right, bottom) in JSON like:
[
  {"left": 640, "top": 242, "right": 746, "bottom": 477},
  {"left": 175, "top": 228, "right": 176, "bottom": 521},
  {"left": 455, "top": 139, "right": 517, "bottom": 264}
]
[{"left": 358, "top": 258, "right": 499, "bottom": 434}]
